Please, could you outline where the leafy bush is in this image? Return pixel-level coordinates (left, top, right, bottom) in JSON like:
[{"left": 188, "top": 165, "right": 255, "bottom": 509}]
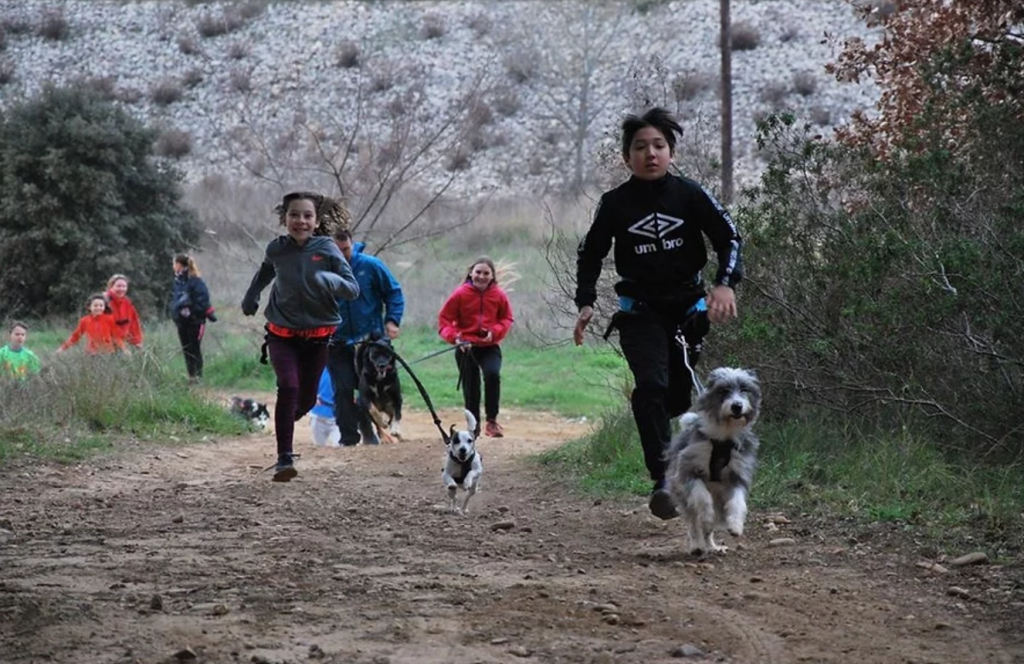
[
  {"left": 0, "top": 84, "right": 201, "bottom": 318},
  {"left": 724, "top": 106, "right": 1024, "bottom": 456},
  {"left": 0, "top": 58, "right": 14, "bottom": 86}
]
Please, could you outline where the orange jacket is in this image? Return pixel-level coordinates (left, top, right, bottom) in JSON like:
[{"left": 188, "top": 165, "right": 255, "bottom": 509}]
[
  {"left": 106, "top": 291, "right": 143, "bottom": 346},
  {"left": 60, "top": 313, "right": 125, "bottom": 354},
  {"left": 438, "top": 280, "right": 514, "bottom": 347}
]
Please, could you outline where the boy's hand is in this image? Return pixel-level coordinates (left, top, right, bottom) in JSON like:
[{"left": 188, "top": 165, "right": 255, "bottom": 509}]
[
  {"left": 707, "top": 285, "right": 738, "bottom": 324},
  {"left": 573, "top": 306, "right": 594, "bottom": 346}
]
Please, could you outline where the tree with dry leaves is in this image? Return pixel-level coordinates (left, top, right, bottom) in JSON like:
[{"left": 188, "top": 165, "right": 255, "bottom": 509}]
[{"left": 828, "top": 0, "right": 1024, "bottom": 157}]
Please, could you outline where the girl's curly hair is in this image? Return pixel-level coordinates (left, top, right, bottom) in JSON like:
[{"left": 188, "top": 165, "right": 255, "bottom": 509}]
[{"left": 275, "top": 191, "right": 352, "bottom": 237}]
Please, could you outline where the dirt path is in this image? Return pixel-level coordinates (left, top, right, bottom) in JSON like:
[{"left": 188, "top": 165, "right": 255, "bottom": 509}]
[{"left": 1, "top": 405, "right": 1021, "bottom": 664}]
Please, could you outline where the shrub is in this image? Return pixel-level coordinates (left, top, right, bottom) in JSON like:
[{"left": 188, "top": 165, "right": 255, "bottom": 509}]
[
  {"left": 491, "top": 86, "right": 522, "bottom": 117},
  {"left": 0, "top": 58, "right": 15, "bottom": 86},
  {"left": 370, "top": 69, "right": 394, "bottom": 93},
  {"left": 504, "top": 47, "right": 539, "bottom": 85},
  {"left": 779, "top": 24, "right": 800, "bottom": 43},
  {"left": 465, "top": 12, "right": 491, "bottom": 38},
  {"left": 226, "top": 40, "right": 250, "bottom": 60},
  {"left": 38, "top": 8, "right": 70, "bottom": 41},
  {"left": 727, "top": 21, "right": 760, "bottom": 51},
  {"left": 0, "top": 25, "right": 7, "bottom": 51},
  {"left": 793, "top": 71, "right": 818, "bottom": 96},
  {"left": 228, "top": 67, "right": 252, "bottom": 93},
  {"left": 177, "top": 36, "right": 198, "bottom": 55},
  {"left": 237, "top": 0, "right": 267, "bottom": 21},
  {"left": 195, "top": 10, "right": 244, "bottom": 38},
  {"left": 445, "top": 144, "right": 473, "bottom": 172},
  {"left": 80, "top": 75, "right": 118, "bottom": 101},
  {"left": 421, "top": 12, "right": 446, "bottom": 40},
  {"left": 150, "top": 79, "right": 184, "bottom": 106},
  {"left": 335, "top": 40, "right": 360, "bottom": 69},
  {"left": 672, "top": 70, "right": 714, "bottom": 102},
  {"left": 182, "top": 68, "right": 204, "bottom": 88},
  {"left": 1, "top": 16, "right": 31, "bottom": 35},
  {"left": 0, "top": 85, "right": 201, "bottom": 318},
  {"left": 116, "top": 87, "right": 143, "bottom": 105},
  {"left": 759, "top": 81, "right": 790, "bottom": 107},
  {"left": 155, "top": 128, "right": 193, "bottom": 159}
]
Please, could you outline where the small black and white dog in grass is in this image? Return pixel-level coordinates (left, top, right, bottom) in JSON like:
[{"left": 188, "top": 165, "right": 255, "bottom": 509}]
[
  {"left": 442, "top": 410, "right": 483, "bottom": 514},
  {"left": 663, "top": 367, "right": 761, "bottom": 556},
  {"left": 229, "top": 397, "right": 271, "bottom": 431}
]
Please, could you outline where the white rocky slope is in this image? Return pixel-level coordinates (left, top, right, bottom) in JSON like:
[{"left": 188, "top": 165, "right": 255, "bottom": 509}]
[{"left": 0, "top": 0, "right": 879, "bottom": 197}]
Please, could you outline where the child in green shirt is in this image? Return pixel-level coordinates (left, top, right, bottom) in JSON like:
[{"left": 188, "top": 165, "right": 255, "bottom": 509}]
[{"left": 0, "top": 321, "right": 42, "bottom": 380}]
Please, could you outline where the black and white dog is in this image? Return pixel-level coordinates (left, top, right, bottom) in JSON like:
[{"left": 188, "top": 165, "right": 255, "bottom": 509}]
[
  {"left": 355, "top": 332, "right": 403, "bottom": 443},
  {"left": 442, "top": 410, "right": 483, "bottom": 514},
  {"left": 229, "top": 396, "right": 271, "bottom": 431},
  {"left": 663, "top": 367, "right": 761, "bottom": 556}
]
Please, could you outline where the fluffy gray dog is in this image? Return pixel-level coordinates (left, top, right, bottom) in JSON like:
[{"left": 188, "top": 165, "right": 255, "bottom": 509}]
[{"left": 664, "top": 367, "right": 761, "bottom": 556}]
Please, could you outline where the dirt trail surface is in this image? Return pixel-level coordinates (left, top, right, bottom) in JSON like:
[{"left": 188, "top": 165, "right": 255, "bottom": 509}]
[{"left": 1, "top": 403, "right": 1022, "bottom": 664}]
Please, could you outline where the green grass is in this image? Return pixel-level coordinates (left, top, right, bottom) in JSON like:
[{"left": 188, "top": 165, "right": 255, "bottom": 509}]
[
  {"left": 196, "top": 321, "right": 630, "bottom": 418},
  {"left": 0, "top": 342, "right": 253, "bottom": 465},
  {"left": 537, "top": 409, "right": 1024, "bottom": 557}
]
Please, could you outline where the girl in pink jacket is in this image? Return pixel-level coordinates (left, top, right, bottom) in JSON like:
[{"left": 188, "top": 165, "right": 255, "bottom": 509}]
[{"left": 438, "top": 256, "right": 514, "bottom": 438}]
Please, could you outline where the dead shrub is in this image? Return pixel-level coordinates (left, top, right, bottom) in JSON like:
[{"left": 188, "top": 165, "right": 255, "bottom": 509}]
[
  {"left": 370, "top": 68, "right": 394, "bottom": 93},
  {"left": 81, "top": 75, "right": 118, "bottom": 101},
  {"left": 421, "top": 13, "right": 446, "bottom": 40},
  {"left": 491, "top": 86, "right": 522, "bottom": 117},
  {"left": 0, "top": 25, "right": 7, "bottom": 51},
  {"left": 672, "top": 70, "right": 714, "bottom": 102},
  {"left": 228, "top": 67, "right": 253, "bottom": 93},
  {"left": 779, "top": 24, "right": 800, "bottom": 43},
  {"left": 0, "top": 59, "right": 15, "bottom": 86},
  {"left": 237, "top": 0, "right": 267, "bottom": 21},
  {"left": 445, "top": 144, "right": 473, "bottom": 172},
  {"left": 116, "top": 87, "right": 143, "bottom": 105},
  {"left": 38, "top": 8, "right": 70, "bottom": 41},
  {"left": 726, "top": 21, "right": 760, "bottom": 51},
  {"left": 1, "top": 16, "right": 31, "bottom": 35},
  {"left": 177, "top": 36, "right": 199, "bottom": 55},
  {"left": 150, "top": 78, "right": 184, "bottom": 106},
  {"left": 858, "top": 0, "right": 899, "bottom": 26},
  {"left": 182, "top": 68, "right": 204, "bottom": 88},
  {"left": 465, "top": 12, "right": 491, "bottom": 39},
  {"left": 196, "top": 10, "right": 245, "bottom": 38},
  {"left": 227, "top": 40, "right": 250, "bottom": 60},
  {"left": 759, "top": 81, "right": 790, "bottom": 107},
  {"left": 335, "top": 40, "right": 360, "bottom": 69},
  {"left": 504, "top": 47, "right": 539, "bottom": 85},
  {"left": 793, "top": 71, "right": 817, "bottom": 96},
  {"left": 155, "top": 129, "right": 193, "bottom": 159}
]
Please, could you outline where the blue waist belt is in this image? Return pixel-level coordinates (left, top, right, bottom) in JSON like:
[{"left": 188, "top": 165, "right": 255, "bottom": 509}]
[{"left": 619, "top": 296, "right": 707, "bottom": 316}]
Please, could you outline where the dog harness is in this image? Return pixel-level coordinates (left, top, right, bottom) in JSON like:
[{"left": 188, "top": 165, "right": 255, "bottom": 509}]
[
  {"left": 708, "top": 439, "right": 734, "bottom": 482},
  {"left": 448, "top": 451, "right": 478, "bottom": 485}
]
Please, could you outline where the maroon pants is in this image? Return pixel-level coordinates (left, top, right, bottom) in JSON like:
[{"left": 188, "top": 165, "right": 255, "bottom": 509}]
[{"left": 266, "top": 335, "right": 329, "bottom": 456}]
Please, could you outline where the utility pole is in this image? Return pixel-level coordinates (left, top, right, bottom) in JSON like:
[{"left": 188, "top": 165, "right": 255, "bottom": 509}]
[{"left": 720, "top": 0, "right": 734, "bottom": 204}]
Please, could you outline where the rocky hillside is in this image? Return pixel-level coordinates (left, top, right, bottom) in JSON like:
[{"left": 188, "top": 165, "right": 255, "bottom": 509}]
[{"left": 0, "top": 0, "right": 879, "bottom": 197}]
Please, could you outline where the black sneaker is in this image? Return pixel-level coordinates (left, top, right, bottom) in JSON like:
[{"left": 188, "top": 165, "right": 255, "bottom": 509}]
[
  {"left": 273, "top": 454, "right": 298, "bottom": 482},
  {"left": 359, "top": 425, "right": 380, "bottom": 446},
  {"left": 648, "top": 480, "right": 679, "bottom": 520}
]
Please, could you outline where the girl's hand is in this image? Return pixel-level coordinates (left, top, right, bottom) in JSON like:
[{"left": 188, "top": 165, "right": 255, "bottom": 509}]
[
  {"left": 385, "top": 321, "right": 400, "bottom": 339},
  {"left": 573, "top": 306, "right": 594, "bottom": 346}
]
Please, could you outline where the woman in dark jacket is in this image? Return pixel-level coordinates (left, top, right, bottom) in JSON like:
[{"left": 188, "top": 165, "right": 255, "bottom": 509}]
[{"left": 170, "top": 253, "right": 216, "bottom": 383}]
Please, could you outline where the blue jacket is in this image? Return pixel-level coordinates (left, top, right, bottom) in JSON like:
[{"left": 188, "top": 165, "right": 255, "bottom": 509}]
[
  {"left": 331, "top": 242, "right": 405, "bottom": 345},
  {"left": 169, "top": 272, "right": 213, "bottom": 324},
  {"left": 311, "top": 369, "right": 335, "bottom": 419}
]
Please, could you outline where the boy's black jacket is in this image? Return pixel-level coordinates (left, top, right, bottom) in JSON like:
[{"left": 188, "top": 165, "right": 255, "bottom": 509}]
[{"left": 575, "top": 173, "right": 743, "bottom": 313}]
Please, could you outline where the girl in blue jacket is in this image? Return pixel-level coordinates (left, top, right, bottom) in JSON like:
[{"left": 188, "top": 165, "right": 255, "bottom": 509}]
[{"left": 170, "top": 254, "right": 216, "bottom": 383}]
